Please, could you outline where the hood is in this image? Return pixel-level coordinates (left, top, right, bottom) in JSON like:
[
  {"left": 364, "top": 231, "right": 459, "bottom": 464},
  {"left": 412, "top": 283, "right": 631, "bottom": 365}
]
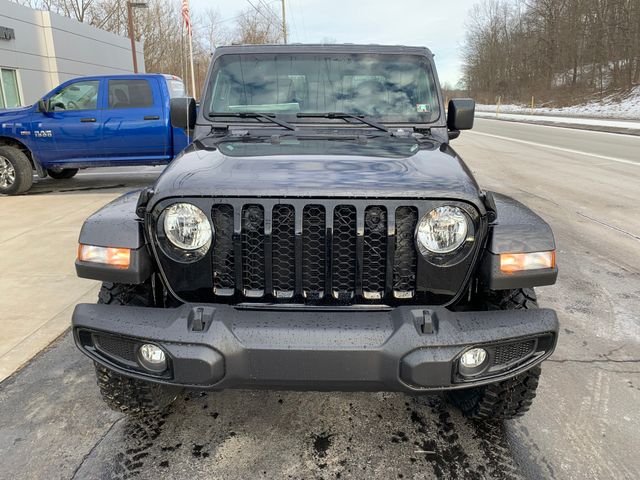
[
  {"left": 151, "top": 135, "right": 483, "bottom": 210},
  {"left": 0, "top": 106, "right": 32, "bottom": 118}
]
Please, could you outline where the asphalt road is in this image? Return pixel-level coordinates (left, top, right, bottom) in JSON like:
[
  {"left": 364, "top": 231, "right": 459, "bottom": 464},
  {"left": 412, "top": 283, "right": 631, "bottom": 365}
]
[{"left": 0, "top": 119, "right": 639, "bottom": 480}]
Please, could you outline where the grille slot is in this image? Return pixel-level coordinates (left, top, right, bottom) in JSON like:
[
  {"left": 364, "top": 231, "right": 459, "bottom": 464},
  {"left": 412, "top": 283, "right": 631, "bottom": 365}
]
[
  {"left": 302, "top": 205, "right": 326, "bottom": 299},
  {"left": 332, "top": 205, "right": 357, "bottom": 299},
  {"left": 204, "top": 201, "right": 428, "bottom": 303},
  {"left": 363, "top": 206, "right": 387, "bottom": 298},
  {"left": 393, "top": 206, "right": 418, "bottom": 297},
  {"left": 241, "top": 205, "right": 265, "bottom": 295},
  {"left": 211, "top": 204, "right": 235, "bottom": 295},
  {"left": 493, "top": 340, "right": 536, "bottom": 366},
  {"left": 272, "top": 204, "right": 296, "bottom": 297}
]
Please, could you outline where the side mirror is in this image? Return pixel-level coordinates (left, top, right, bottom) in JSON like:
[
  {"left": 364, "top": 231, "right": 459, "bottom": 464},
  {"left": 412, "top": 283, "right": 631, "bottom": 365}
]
[
  {"left": 37, "top": 99, "right": 50, "bottom": 113},
  {"left": 447, "top": 98, "right": 475, "bottom": 139},
  {"left": 170, "top": 97, "right": 197, "bottom": 130}
]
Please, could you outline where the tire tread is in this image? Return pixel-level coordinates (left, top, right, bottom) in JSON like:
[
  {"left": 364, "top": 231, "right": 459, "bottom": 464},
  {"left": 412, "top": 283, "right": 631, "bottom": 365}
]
[
  {"left": 449, "top": 288, "right": 542, "bottom": 421},
  {"left": 94, "top": 281, "right": 180, "bottom": 415}
]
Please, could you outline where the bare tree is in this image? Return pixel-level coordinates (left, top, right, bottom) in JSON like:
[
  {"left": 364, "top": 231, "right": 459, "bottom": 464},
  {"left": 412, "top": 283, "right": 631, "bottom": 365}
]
[
  {"left": 462, "top": 0, "right": 640, "bottom": 104},
  {"left": 233, "top": 2, "right": 284, "bottom": 45}
]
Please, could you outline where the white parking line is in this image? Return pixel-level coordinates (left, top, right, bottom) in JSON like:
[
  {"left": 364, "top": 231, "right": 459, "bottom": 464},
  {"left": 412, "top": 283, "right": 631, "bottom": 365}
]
[{"left": 468, "top": 130, "right": 640, "bottom": 166}]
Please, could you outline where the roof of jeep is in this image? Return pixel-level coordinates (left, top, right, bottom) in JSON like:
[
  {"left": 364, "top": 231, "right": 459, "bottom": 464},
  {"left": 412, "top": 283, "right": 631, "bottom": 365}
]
[{"left": 213, "top": 43, "right": 434, "bottom": 56}]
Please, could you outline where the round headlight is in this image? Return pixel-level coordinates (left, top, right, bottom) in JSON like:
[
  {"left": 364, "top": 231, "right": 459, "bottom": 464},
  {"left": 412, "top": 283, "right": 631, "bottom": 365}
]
[
  {"left": 416, "top": 206, "right": 468, "bottom": 254},
  {"left": 163, "top": 203, "right": 212, "bottom": 252}
]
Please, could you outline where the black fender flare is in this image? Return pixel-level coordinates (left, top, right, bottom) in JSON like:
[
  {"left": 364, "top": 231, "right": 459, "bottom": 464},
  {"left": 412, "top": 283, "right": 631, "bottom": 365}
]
[
  {"left": 76, "top": 190, "right": 153, "bottom": 284},
  {"left": 479, "top": 192, "right": 558, "bottom": 290}
]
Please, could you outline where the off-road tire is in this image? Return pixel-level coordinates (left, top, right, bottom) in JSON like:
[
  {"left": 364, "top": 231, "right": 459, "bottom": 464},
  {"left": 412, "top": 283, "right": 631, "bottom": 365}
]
[
  {"left": 482, "top": 287, "right": 538, "bottom": 311},
  {"left": 94, "top": 281, "right": 181, "bottom": 415},
  {"left": 449, "top": 365, "right": 541, "bottom": 420},
  {"left": 98, "top": 281, "right": 154, "bottom": 307},
  {"left": 47, "top": 168, "right": 78, "bottom": 179},
  {"left": 95, "top": 363, "right": 179, "bottom": 415},
  {"left": 448, "top": 288, "right": 542, "bottom": 420},
  {"left": 0, "top": 145, "right": 33, "bottom": 195}
]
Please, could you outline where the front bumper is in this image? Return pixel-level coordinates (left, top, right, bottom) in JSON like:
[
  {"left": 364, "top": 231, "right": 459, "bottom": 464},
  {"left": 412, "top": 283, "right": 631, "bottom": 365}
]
[{"left": 72, "top": 303, "right": 558, "bottom": 392}]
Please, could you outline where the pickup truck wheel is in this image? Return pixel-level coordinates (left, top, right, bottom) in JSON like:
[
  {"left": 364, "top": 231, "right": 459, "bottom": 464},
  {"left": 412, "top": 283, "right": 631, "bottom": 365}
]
[
  {"left": 47, "top": 168, "right": 78, "bottom": 179},
  {"left": 94, "top": 282, "right": 181, "bottom": 415},
  {"left": 448, "top": 288, "right": 542, "bottom": 420},
  {"left": 0, "top": 146, "right": 33, "bottom": 195}
]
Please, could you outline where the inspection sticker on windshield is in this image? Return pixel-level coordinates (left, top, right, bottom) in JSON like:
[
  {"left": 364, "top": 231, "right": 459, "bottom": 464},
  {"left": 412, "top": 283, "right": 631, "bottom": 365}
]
[{"left": 416, "top": 104, "right": 430, "bottom": 113}]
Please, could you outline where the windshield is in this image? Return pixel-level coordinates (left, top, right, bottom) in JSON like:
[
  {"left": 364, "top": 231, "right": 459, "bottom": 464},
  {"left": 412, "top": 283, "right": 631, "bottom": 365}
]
[{"left": 205, "top": 53, "right": 441, "bottom": 123}]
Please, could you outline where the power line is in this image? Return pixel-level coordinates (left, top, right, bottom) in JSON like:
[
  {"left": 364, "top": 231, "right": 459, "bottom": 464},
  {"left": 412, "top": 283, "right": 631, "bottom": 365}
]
[{"left": 246, "top": 0, "right": 279, "bottom": 27}]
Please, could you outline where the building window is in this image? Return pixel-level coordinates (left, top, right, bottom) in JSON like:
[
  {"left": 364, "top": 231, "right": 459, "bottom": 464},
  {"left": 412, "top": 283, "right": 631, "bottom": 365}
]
[{"left": 0, "top": 69, "right": 21, "bottom": 109}]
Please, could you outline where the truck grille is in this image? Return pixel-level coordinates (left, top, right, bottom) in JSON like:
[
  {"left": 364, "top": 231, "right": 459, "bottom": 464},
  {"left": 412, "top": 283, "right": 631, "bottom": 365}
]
[{"left": 209, "top": 200, "right": 420, "bottom": 303}]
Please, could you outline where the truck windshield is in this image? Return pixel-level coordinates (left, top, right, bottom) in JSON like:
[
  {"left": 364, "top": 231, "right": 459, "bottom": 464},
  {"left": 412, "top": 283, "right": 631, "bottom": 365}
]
[{"left": 205, "top": 53, "right": 440, "bottom": 123}]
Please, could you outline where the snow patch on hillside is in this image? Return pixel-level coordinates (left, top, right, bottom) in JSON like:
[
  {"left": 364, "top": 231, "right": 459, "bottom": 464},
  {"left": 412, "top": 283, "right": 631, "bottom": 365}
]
[{"left": 476, "top": 86, "right": 640, "bottom": 119}]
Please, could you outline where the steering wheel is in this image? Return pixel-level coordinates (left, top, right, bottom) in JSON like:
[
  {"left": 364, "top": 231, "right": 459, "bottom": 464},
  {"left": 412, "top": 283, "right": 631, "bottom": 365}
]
[{"left": 66, "top": 100, "right": 79, "bottom": 110}]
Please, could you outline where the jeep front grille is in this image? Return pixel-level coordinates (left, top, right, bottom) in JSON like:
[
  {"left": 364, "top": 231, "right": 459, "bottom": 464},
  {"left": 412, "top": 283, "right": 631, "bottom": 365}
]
[{"left": 207, "top": 200, "right": 421, "bottom": 303}]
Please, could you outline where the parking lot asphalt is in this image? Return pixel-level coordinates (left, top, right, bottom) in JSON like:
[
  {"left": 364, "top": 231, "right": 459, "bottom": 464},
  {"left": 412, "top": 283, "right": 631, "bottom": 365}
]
[{"left": 0, "top": 121, "right": 639, "bottom": 479}]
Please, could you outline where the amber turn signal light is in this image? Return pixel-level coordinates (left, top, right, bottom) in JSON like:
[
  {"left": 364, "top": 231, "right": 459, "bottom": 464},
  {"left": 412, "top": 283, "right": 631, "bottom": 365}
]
[
  {"left": 500, "top": 251, "right": 555, "bottom": 274},
  {"left": 78, "top": 244, "right": 131, "bottom": 269}
]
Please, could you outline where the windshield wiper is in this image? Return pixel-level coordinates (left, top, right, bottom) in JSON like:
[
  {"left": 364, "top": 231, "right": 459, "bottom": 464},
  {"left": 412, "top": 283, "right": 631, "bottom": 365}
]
[
  {"left": 296, "top": 112, "right": 389, "bottom": 132},
  {"left": 207, "top": 112, "right": 297, "bottom": 131}
]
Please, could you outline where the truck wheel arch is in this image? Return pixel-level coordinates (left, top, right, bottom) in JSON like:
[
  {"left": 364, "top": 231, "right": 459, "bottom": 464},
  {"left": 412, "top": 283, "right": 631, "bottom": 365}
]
[{"left": 0, "top": 136, "right": 45, "bottom": 177}]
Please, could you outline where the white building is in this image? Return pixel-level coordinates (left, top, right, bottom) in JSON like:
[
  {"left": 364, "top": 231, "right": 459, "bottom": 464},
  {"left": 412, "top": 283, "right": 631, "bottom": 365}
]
[{"left": 0, "top": 0, "right": 144, "bottom": 108}]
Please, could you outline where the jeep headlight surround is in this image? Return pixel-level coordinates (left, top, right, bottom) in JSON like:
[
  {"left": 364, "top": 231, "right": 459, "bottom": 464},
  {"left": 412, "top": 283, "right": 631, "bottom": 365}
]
[
  {"left": 416, "top": 205, "right": 470, "bottom": 255},
  {"left": 160, "top": 202, "right": 213, "bottom": 261}
]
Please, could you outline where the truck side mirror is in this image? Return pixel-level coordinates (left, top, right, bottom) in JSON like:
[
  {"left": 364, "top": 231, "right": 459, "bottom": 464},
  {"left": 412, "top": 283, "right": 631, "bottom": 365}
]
[
  {"left": 447, "top": 98, "right": 475, "bottom": 139},
  {"left": 37, "top": 99, "right": 50, "bottom": 113},
  {"left": 170, "top": 97, "right": 197, "bottom": 130}
]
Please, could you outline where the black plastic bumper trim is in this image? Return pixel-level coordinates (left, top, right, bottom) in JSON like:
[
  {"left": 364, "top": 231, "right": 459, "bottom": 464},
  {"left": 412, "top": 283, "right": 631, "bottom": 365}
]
[{"left": 72, "top": 302, "right": 558, "bottom": 392}]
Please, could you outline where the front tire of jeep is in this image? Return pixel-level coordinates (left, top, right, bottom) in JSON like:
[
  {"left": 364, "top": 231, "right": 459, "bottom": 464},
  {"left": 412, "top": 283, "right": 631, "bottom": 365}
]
[
  {"left": 94, "top": 282, "right": 181, "bottom": 415},
  {"left": 448, "top": 288, "right": 542, "bottom": 420},
  {"left": 0, "top": 145, "right": 33, "bottom": 196}
]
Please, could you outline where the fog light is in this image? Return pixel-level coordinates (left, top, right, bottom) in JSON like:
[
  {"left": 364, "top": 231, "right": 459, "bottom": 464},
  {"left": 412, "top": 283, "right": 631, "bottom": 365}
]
[
  {"left": 460, "top": 348, "right": 487, "bottom": 369},
  {"left": 138, "top": 344, "right": 167, "bottom": 372}
]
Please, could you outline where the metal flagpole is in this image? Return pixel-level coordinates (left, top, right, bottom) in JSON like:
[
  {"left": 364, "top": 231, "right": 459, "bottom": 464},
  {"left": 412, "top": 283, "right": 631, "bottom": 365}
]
[
  {"left": 188, "top": 19, "right": 196, "bottom": 98},
  {"left": 180, "top": 14, "right": 186, "bottom": 85},
  {"left": 182, "top": 0, "right": 197, "bottom": 98}
]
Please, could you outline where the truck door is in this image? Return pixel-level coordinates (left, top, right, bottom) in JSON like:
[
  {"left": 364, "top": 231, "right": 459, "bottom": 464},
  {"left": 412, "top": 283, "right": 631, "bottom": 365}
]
[
  {"left": 34, "top": 79, "right": 103, "bottom": 165},
  {"left": 102, "top": 78, "right": 170, "bottom": 163}
]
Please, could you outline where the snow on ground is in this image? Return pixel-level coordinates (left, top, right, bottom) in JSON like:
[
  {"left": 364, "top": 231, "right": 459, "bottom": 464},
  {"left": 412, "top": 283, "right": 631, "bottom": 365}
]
[
  {"left": 475, "top": 111, "right": 640, "bottom": 130},
  {"left": 476, "top": 86, "right": 640, "bottom": 120}
]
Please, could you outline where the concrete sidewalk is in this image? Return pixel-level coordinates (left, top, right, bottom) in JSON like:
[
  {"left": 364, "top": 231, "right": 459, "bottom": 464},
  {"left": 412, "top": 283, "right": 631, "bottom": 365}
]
[
  {"left": 0, "top": 167, "right": 162, "bottom": 381},
  {"left": 0, "top": 193, "right": 119, "bottom": 380}
]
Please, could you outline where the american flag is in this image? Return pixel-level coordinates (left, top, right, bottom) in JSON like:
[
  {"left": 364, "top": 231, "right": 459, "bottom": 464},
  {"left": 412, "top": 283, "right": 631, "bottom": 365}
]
[{"left": 181, "top": 0, "right": 191, "bottom": 35}]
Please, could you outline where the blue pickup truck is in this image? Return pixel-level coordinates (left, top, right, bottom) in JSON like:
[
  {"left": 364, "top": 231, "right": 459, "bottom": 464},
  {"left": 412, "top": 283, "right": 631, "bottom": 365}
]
[{"left": 0, "top": 74, "right": 190, "bottom": 195}]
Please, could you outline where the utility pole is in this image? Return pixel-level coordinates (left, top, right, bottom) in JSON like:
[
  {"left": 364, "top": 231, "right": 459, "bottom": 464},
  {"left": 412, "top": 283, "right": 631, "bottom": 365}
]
[
  {"left": 281, "top": 0, "right": 287, "bottom": 44},
  {"left": 127, "top": 2, "right": 148, "bottom": 73}
]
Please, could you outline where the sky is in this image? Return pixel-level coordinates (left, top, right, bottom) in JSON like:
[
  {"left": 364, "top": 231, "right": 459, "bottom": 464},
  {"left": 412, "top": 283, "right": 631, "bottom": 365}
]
[{"left": 189, "top": 0, "right": 479, "bottom": 86}]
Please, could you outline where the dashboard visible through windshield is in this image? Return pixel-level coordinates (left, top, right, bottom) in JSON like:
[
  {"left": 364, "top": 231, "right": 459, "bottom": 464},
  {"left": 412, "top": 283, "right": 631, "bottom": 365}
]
[{"left": 205, "top": 53, "right": 441, "bottom": 124}]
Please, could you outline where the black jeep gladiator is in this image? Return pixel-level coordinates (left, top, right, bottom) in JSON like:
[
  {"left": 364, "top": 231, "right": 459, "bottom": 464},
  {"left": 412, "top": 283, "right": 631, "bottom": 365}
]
[{"left": 72, "top": 44, "right": 558, "bottom": 420}]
